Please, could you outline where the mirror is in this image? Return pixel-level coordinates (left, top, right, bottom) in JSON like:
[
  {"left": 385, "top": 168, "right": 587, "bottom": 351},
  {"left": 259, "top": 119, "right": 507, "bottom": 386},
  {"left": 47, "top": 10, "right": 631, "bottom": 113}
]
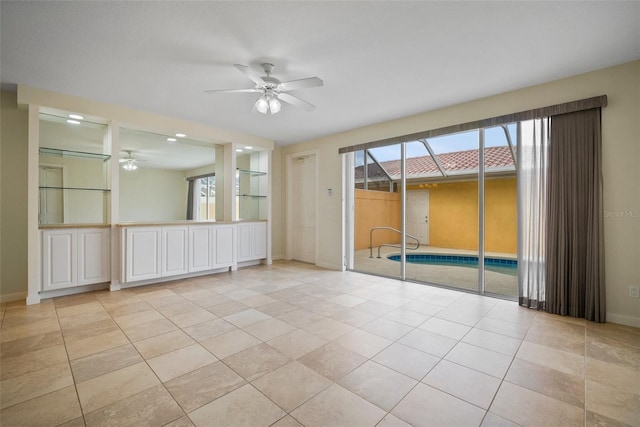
[{"left": 118, "top": 128, "right": 221, "bottom": 222}]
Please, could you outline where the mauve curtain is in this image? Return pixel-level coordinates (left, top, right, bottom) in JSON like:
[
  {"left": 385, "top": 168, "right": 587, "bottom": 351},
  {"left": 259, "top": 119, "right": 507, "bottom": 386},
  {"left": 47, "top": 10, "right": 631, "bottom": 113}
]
[
  {"left": 186, "top": 178, "right": 195, "bottom": 220},
  {"left": 545, "top": 108, "right": 605, "bottom": 322},
  {"left": 518, "top": 118, "right": 549, "bottom": 309}
]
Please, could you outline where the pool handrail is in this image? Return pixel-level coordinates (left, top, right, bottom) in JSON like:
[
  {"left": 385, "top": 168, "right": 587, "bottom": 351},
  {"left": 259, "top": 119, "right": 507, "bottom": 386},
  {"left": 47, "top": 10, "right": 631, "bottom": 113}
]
[{"left": 369, "top": 227, "right": 420, "bottom": 258}]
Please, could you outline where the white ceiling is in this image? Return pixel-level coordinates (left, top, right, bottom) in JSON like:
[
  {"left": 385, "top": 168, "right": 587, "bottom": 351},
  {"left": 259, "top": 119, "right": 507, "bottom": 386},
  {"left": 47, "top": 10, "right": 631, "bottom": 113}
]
[{"left": 2, "top": 1, "right": 639, "bottom": 146}]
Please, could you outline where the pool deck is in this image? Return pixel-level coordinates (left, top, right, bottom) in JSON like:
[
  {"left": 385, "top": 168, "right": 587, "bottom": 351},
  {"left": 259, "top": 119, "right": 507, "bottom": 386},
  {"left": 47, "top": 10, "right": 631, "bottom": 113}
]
[{"left": 354, "top": 245, "right": 518, "bottom": 297}]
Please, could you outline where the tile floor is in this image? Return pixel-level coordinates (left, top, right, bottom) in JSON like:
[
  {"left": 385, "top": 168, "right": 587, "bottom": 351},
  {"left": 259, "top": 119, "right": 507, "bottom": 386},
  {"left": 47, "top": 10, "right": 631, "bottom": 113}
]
[{"left": 1, "top": 261, "right": 639, "bottom": 426}]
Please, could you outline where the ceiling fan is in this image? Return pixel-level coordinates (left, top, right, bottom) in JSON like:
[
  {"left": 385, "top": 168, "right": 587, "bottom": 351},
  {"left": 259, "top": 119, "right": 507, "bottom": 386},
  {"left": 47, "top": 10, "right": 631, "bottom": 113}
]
[
  {"left": 119, "top": 150, "right": 143, "bottom": 171},
  {"left": 205, "top": 63, "right": 323, "bottom": 114}
]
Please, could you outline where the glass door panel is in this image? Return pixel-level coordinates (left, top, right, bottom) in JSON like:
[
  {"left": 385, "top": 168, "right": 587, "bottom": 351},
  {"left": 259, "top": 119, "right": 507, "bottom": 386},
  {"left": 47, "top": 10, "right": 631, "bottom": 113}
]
[
  {"left": 352, "top": 144, "right": 402, "bottom": 280},
  {"left": 409, "top": 131, "right": 479, "bottom": 292},
  {"left": 483, "top": 124, "right": 518, "bottom": 297}
]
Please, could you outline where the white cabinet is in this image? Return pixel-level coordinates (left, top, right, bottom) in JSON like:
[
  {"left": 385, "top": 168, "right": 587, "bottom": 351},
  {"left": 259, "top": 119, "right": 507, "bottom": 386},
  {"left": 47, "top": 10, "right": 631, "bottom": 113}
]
[
  {"left": 162, "top": 226, "right": 188, "bottom": 276},
  {"left": 189, "top": 225, "right": 214, "bottom": 272},
  {"left": 214, "top": 225, "right": 235, "bottom": 267},
  {"left": 125, "top": 227, "right": 161, "bottom": 282},
  {"left": 237, "top": 222, "right": 267, "bottom": 262},
  {"left": 42, "top": 227, "right": 110, "bottom": 291},
  {"left": 123, "top": 224, "right": 236, "bottom": 283},
  {"left": 78, "top": 228, "right": 110, "bottom": 286}
]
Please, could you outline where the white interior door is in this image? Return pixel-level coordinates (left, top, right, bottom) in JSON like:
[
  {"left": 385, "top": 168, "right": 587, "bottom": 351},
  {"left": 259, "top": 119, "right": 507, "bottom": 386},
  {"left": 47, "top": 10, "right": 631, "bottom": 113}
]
[
  {"left": 406, "top": 190, "right": 429, "bottom": 245},
  {"left": 39, "top": 165, "right": 64, "bottom": 224},
  {"left": 291, "top": 154, "right": 317, "bottom": 263}
]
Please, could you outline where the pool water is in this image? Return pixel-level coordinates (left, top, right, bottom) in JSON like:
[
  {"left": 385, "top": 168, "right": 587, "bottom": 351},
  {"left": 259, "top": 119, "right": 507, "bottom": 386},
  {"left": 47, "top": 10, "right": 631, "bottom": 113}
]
[{"left": 387, "top": 253, "right": 517, "bottom": 277}]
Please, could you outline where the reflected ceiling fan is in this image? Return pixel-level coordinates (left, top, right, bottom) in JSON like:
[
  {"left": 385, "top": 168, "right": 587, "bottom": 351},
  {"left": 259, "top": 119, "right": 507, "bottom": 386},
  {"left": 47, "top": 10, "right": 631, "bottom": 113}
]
[
  {"left": 205, "top": 63, "right": 323, "bottom": 114},
  {"left": 119, "top": 150, "right": 144, "bottom": 171}
]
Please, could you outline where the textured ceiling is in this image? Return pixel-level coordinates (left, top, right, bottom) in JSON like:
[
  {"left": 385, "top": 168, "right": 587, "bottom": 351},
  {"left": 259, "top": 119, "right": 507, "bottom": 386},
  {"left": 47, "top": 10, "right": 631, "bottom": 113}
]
[{"left": 2, "top": 1, "right": 639, "bottom": 146}]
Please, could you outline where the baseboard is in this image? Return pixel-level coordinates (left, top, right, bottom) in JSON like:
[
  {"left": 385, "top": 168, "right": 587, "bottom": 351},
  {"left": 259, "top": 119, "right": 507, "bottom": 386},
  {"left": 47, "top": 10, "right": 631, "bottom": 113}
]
[
  {"left": 606, "top": 312, "right": 640, "bottom": 328},
  {"left": 316, "top": 261, "right": 344, "bottom": 271},
  {"left": 0, "top": 291, "right": 27, "bottom": 304}
]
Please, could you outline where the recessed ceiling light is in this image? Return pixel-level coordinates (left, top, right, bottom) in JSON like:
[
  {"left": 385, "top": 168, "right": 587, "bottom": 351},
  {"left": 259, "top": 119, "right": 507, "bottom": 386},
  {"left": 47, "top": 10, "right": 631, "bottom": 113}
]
[
  {"left": 236, "top": 149, "right": 243, "bottom": 152},
  {"left": 68, "top": 114, "right": 84, "bottom": 120},
  {"left": 245, "top": 146, "right": 253, "bottom": 150},
  {"left": 167, "top": 137, "right": 177, "bottom": 142},
  {"left": 66, "top": 119, "right": 81, "bottom": 125},
  {"left": 175, "top": 133, "right": 186, "bottom": 138}
]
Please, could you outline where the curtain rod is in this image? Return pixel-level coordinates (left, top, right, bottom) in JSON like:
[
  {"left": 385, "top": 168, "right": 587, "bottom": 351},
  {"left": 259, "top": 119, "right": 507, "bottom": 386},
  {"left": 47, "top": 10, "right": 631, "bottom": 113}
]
[{"left": 338, "top": 95, "right": 607, "bottom": 154}]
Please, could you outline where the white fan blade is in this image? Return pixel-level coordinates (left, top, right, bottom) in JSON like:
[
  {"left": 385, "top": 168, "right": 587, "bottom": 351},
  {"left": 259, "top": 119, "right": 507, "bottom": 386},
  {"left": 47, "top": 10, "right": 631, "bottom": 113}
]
[
  {"left": 204, "top": 88, "right": 260, "bottom": 94},
  {"left": 233, "top": 64, "right": 265, "bottom": 85},
  {"left": 279, "top": 77, "right": 323, "bottom": 92},
  {"left": 278, "top": 93, "right": 316, "bottom": 111},
  {"left": 119, "top": 158, "right": 127, "bottom": 163}
]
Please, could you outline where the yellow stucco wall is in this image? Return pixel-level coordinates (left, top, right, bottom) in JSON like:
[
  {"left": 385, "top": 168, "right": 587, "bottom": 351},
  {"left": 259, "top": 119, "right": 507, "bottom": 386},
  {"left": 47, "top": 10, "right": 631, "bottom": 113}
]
[
  {"left": 354, "top": 189, "right": 401, "bottom": 250},
  {"left": 356, "top": 178, "right": 516, "bottom": 253}
]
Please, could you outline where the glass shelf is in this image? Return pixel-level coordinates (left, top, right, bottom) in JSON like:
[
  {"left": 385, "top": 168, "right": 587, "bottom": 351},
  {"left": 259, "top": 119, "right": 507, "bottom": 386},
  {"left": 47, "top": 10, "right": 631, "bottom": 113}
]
[
  {"left": 39, "top": 186, "right": 111, "bottom": 192},
  {"left": 40, "top": 147, "right": 111, "bottom": 161},
  {"left": 239, "top": 194, "right": 267, "bottom": 198},
  {"left": 237, "top": 169, "right": 267, "bottom": 177}
]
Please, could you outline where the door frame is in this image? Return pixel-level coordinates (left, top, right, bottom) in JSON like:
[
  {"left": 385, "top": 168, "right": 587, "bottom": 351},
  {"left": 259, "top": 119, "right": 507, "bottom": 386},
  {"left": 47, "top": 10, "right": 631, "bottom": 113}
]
[{"left": 285, "top": 149, "right": 319, "bottom": 264}]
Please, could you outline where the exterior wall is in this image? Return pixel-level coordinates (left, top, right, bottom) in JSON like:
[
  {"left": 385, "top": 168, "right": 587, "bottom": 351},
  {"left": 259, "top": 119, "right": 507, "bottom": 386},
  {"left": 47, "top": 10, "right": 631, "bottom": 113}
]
[{"left": 354, "top": 189, "right": 401, "bottom": 250}]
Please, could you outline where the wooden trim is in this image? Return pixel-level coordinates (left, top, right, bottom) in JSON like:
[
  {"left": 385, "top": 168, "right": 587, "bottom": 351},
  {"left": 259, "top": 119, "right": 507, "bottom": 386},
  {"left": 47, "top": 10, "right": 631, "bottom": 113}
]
[{"left": 338, "top": 95, "right": 607, "bottom": 154}]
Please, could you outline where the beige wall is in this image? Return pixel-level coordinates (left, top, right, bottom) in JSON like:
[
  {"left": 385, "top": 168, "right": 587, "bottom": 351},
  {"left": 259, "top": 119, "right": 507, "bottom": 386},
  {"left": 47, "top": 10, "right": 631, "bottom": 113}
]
[
  {"left": 119, "top": 167, "right": 188, "bottom": 222},
  {"left": 1, "top": 91, "right": 29, "bottom": 300},
  {"left": 280, "top": 60, "right": 640, "bottom": 326}
]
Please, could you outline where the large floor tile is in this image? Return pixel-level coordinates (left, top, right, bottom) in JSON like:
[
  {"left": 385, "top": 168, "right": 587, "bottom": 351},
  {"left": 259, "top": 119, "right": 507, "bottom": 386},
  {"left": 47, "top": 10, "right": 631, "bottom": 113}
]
[
  {"left": 333, "top": 329, "right": 392, "bottom": 359},
  {"left": 223, "top": 342, "right": 291, "bottom": 382},
  {"left": 182, "top": 318, "right": 237, "bottom": 342},
  {"left": 1, "top": 362, "right": 74, "bottom": 409},
  {"left": 133, "top": 329, "right": 195, "bottom": 359},
  {"left": 383, "top": 308, "right": 430, "bottom": 327},
  {"left": 290, "top": 383, "right": 387, "bottom": 427},
  {"left": 490, "top": 381, "right": 583, "bottom": 427},
  {"left": 146, "top": 343, "right": 217, "bottom": 382},
  {"left": 76, "top": 362, "right": 160, "bottom": 413},
  {"left": 188, "top": 383, "right": 285, "bottom": 427},
  {"left": 298, "top": 342, "right": 367, "bottom": 381},
  {"left": 70, "top": 343, "right": 142, "bottom": 382},
  {"left": 391, "top": 383, "right": 486, "bottom": 427},
  {"left": 586, "top": 356, "right": 640, "bottom": 395},
  {"left": 165, "top": 361, "right": 246, "bottom": 413},
  {"left": 252, "top": 361, "right": 332, "bottom": 412},
  {"left": 267, "top": 328, "right": 327, "bottom": 359},
  {"left": 445, "top": 342, "right": 513, "bottom": 378},
  {"left": 360, "top": 317, "right": 413, "bottom": 341},
  {"left": 84, "top": 384, "right": 185, "bottom": 427},
  {"left": 516, "top": 341, "right": 584, "bottom": 377},
  {"left": 118, "top": 317, "right": 178, "bottom": 342},
  {"left": 201, "top": 329, "right": 261, "bottom": 359},
  {"left": 423, "top": 359, "right": 501, "bottom": 409},
  {"left": 65, "top": 329, "right": 130, "bottom": 360},
  {"left": 398, "top": 328, "right": 458, "bottom": 358},
  {"left": 243, "top": 317, "right": 296, "bottom": 341},
  {"left": 223, "top": 308, "right": 271, "bottom": 328},
  {"left": 372, "top": 342, "right": 440, "bottom": 380},
  {"left": 505, "top": 358, "right": 584, "bottom": 407},
  {"left": 586, "top": 379, "right": 640, "bottom": 426},
  {"left": 0, "top": 343, "right": 68, "bottom": 380},
  {"left": 338, "top": 360, "right": 417, "bottom": 411},
  {"left": 418, "top": 316, "right": 472, "bottom": 340},
  {"left": 0, "top": 385, "right": 81, "bottom": 427},
  {"left": 462, "top": 327, "right": 522, "bottom": 356},
  {"left": 303, "top": 317, "right": 354, "bottom": 340},
  {"left": 0, "top": 330, "right": 63, "bottom": 359}
]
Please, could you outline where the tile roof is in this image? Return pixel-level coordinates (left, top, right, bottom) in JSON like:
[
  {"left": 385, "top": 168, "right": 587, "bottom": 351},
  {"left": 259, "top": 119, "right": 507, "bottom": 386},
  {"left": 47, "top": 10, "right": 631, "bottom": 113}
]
[{"left": 355, "top": 146, "right": 515, "bottom": 180}]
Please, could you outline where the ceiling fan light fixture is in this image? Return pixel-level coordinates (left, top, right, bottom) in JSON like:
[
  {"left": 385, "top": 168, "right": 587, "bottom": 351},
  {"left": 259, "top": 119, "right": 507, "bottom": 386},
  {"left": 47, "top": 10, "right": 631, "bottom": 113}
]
[
  {"left": 255, "top": 96, "right": 269, "bottom": 114},
  {"left": 268, "top": 97, "right": 281, "bottom": 114},
  {"left": 122, "top": 161, "right": 137, "bottom": 171}
]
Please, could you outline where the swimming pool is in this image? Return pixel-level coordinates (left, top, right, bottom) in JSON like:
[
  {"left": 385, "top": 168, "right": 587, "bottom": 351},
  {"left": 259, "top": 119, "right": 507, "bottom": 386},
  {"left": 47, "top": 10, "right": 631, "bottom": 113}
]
[{"left": 387, "top": 253, "right": 517, "bottom": 276}]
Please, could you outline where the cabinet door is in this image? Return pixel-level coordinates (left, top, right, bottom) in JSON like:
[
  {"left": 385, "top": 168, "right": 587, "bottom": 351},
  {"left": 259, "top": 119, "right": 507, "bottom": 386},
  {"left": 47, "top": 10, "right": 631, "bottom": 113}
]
[
  {"left": 42, "top": 229, "right": 78, "bottom": 290},
  {"left": 162, "top": 226, "right": 189, "bottom": 277},
  {"left": 125, "top": 227, "right": 162, "bottom": 282},
  {"left": 189, "top": 225, "right": 213, "bottom": 272},
  {"left": 251, "top": 222, "right": 267, "bottom": 259},
  {"left": 214, "top": 225, "right": 234, "bottom": 267},
  {"left": 78, "top": 228, "right": 111, "bottom": 285},
  {"left": 236, "top": 223, "right": 252, "bottom": 262}
]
